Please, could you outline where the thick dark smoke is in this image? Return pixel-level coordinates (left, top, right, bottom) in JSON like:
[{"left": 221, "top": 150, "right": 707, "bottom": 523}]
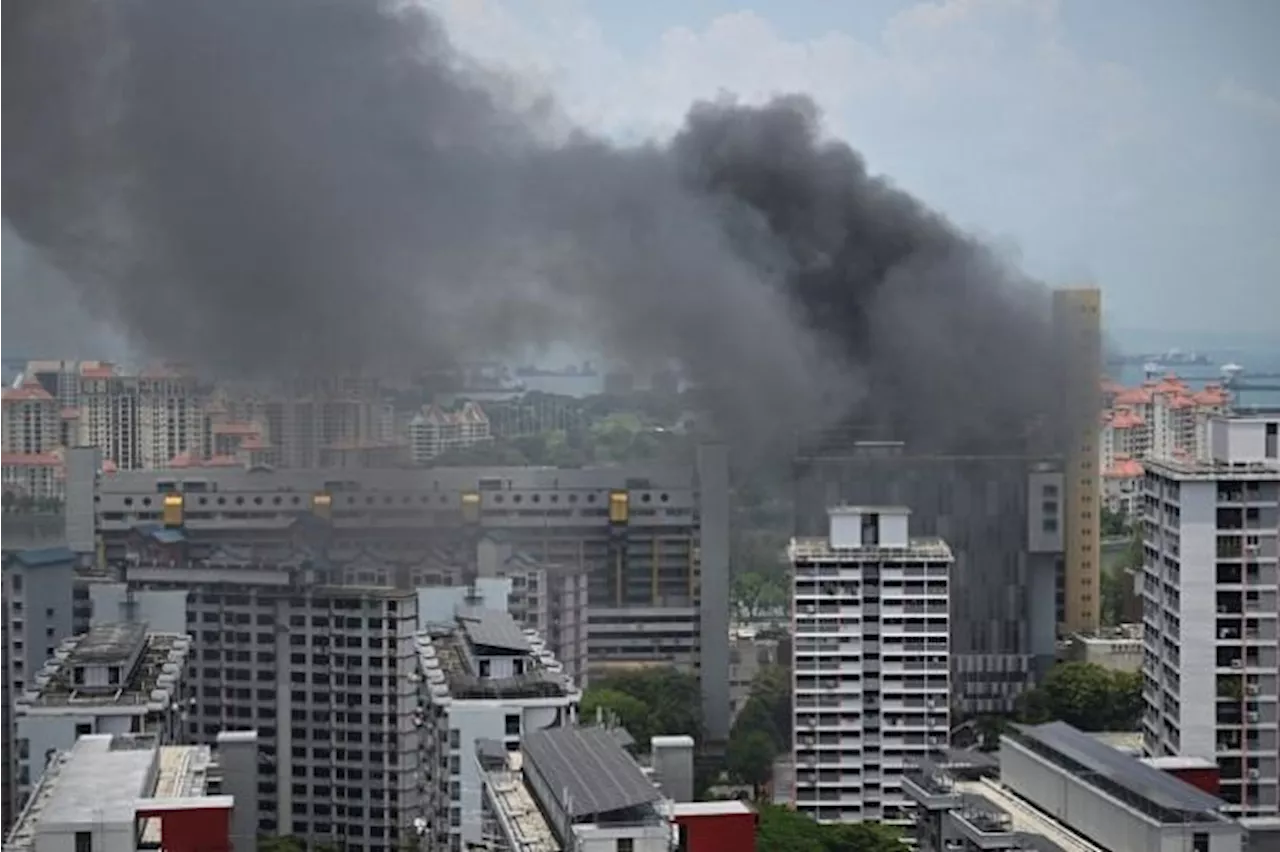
[{"left": 3, "top": 0, "right": 1064, "bottom": 453}]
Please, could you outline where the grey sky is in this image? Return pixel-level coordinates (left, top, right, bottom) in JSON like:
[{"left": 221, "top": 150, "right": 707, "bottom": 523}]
[{"left": 432, "top": 0, "right": 1279, "bottom": 335}]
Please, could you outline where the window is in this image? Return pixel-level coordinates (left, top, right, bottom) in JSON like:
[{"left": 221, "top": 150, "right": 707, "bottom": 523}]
[
  {"left": 73, "top": 667, "right": 85, "bottom": 686},
  {"left": 479, "top": 659, "right": 491, "bottom": 677},
  {"left": 75, "top": 832, "right": 92, "bottom": 852},
  {"left": 75, "top": 723, "right": 92, "bottom": 738},
  {"left": 617, "top": 839, "right": 634, "bottom": 852},
  {"left": 1192, "top": 833, "right": 1209, "bottom": 852},
  {"left": 505, "top": 714, "right": 520, "bottom": 736},
  {"left": 107, "top": 666, "right": 121, "bottom": 685}
]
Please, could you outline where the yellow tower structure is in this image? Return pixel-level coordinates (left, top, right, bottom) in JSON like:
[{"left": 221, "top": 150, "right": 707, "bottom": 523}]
[{"left": 1053, "top": 287, "right": 1102, "bottom": 634}]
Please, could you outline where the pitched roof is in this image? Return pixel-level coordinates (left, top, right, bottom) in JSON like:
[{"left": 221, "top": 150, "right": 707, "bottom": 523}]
[{"left": 522, "top": 726, "right": 661, "bottom": 819}]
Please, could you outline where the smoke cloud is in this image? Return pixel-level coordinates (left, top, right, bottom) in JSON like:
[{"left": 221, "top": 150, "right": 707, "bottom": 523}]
[{"left": 3, "top": 0, "right": 1064, "bottom": 453}]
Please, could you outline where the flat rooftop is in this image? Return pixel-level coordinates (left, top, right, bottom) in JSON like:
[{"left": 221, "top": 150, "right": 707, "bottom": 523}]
[
  {"left": 4, "top": 735, "right": 222, "bottom": 852},
  {"left": 418, "top": 612, "right": 574, "bottom": 701},
  {"left": 789, "top": 536, "right": 953, "bottom": 561},
  {"left": 1145, "top": 456, "right": 1280, "bottom": 480},
  {"left": 19, "top": 628, "right": 191, "bottom": 709}
]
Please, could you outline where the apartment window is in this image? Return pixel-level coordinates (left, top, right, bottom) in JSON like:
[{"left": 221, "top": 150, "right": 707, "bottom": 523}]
[
  {"left": 616, "top": 839, "right": 634, "bottom": 852},
  {"left": 108, "top": 666, "right": 121, "bottom": 685},
  {"left": 75, "top": 723, "right": 92, "bottom": 738},
  {"left": 73, "top": 667, "right": 85, "bottom": 686},
  {"left": 505, "top": 714, "right": 520, "bottom": 736},
  {"left": 74, "top": 832, "right": 92, "bottom": 852},
  {"left": 1192, "top": 834, "right": 1209, "bottom": 852},
  {"left": 479, "top": 660, "right": 491, "bottom": 678},
  {"left": 1266, "top": 422, "right": 1277, "bottom": 459}
]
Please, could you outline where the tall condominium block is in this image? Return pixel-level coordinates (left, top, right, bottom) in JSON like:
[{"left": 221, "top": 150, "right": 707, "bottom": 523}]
[
  {"left": 83, "top": 451, "right": 730, "bottom": 740},
  {"left": 794, "top": 442, "right": 1061, "bottom": 714},
  {"left": 413, "top": 607, "right": 579, "bottom": 851},
  {"left": 790, "top": 506, "right": 952, "bottom": 824},
  {"left": 2, "top": 547, "right": 79, "bottom": 830},
  {"left": 119, "top": 546, "right": 421, "bottom": 849},
  {"left": 1053, "top": 287, "right": 1103, "bottom": 635},
  {"left": 1141, "top": 415, "right": 1280, "bottom": 817}
]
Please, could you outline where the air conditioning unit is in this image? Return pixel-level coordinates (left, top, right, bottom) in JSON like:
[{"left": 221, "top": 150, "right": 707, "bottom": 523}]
[
  {"left": 1247, "top": 685, "right": 1260, "bottom": 696},
  {"left": 1248, "top": 769, "right": 1261, "bottom": 780},
  {"left": 1232, "top": 659, "right": 1243, "bottom": 669},
  {"left": 1247, "top": 711, "right": 1260, "bottom": 723}
]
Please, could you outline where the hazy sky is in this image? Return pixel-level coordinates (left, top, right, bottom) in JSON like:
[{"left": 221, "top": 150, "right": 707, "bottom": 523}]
[
  {"left": 431, "top": 0, "right": 1279, "bottom": 336},
  {"left": 4, "top": 0, "right": 1275, "bottom": 361}
]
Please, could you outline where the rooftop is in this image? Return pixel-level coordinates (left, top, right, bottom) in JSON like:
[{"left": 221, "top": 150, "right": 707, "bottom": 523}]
[
  {"left": 1146, "top": 456, "right": 1280, "bottom": 480},
  {"left": 789, "top": 536, "right": 953, "bottom": 562},
  {"left": 417, "top": 612, "right": 574, "bottom": 702},
  {"left": 8, "top": 546, "right": 76, "bottom": 568},
  {"left": 4, "top": 734, "right": 225, "bottom": 852},
  {"left": 523, "top": 726, "right": 663, "bottom": 821},
  {"left": 1005, "top": 722, "right": 1229, "bottom": 825},
  {"left": 18, "top": 626, "right": 191, "bottom": 709}
]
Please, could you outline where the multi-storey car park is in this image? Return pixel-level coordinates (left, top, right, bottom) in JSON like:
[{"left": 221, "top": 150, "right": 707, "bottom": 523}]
[
  {"left": 79, "top": 452, "right": 728, "bottom": 725},
  {"left": 51, "top": 449, "right": 729, "bottom": 849},
  {"left": 1140, "top": 415, "right": 1280, "bottom": 818}
]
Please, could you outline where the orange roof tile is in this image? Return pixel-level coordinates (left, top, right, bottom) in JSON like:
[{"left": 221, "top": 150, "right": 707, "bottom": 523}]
[
  {"left": 79, "top": 364, "right": 115, "bottom": 379},
  {"left": 1105, "top": 458, "right": 1145, "bottom": 478},
  {"left": 2, "top": 452, "right": 64, "bottom": 467},
  {"left": 213, "top": 422, "right": 261, "bottom": 436},
  {"left": 1110, "top": 410, "right": 1146, "bottom": 429},
  {"left": 101, "top": 460, "right": 118, "bottom": 474},
  {"left": 1114, "top": 388, "right": 1153, "bottom": 406},
  {"left": 3, "top": 381, "right": 54, "bottom": 402}
]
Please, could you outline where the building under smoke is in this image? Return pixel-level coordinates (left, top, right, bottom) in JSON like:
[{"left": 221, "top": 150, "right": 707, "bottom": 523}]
[{"left": 794, "top": 439, "right": 1063, "bottom": 715}]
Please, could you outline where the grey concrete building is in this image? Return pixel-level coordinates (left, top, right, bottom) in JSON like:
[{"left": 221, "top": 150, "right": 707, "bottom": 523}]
[
  {"left": 78, "top": 447, "right": 730, "bottom": 741},
  {"left": 2, "top": 547, "right": 79, "bottom": 829},
  {"left": 794, "top": 440, "right": 1063, "bottom": 714}
]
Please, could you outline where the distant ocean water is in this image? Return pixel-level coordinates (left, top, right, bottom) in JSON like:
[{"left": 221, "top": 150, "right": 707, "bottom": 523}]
[{"left": 1110, "top": 338, "right": 1280, "bottom": 409}]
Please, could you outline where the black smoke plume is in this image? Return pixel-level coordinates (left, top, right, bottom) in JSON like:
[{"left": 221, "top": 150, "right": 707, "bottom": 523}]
[{"left": 3, "top": 0, "right": 1065, "bottom": 453}]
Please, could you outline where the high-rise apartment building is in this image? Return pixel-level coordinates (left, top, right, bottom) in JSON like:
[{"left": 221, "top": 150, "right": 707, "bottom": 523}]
[
  {"left": 413, "top": 608, "right": 579, "bottom": 851},
  {"left": 81, "top": 451, "right": 730, "bottom": 740},
  {"left": 794, "top": 442, "right": 1060, "bottom": 714},
  {"left": 790, "top": 506, "right": 952, "bottom": 824},
  {"left": 407, "top": 402, "right": 492, "bottom": 463},
  {"left": 1140, "top": 415, "right": 1280, "bottom": 817},
  {"left": 1053, "top": 287, "right": 1103, "bottom": 635},
  {"left": 2, "top": 547, "right": 80, "bottom": 829},
  {"left": 2, "top": 378, "right": 64, "bottom": 501},
  {"left": 118, "top": 544, "right": 422, "bottom": 848}
]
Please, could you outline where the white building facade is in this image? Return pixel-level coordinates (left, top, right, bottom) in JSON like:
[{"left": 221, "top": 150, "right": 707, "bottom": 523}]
[
  {"left": 790, "top": 506, "right": 953, "bottom": 824},
  {"left": 414, "top": 608, "right": 579, "bottom": 852},
  {"left": 13, "top": 623, "right": 193, "bottom": 810},
  {"left": 1140, "top": 416, "right": 1280, "bottom": 817}
]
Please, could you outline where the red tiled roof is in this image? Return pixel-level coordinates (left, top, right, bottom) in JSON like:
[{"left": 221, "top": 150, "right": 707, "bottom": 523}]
[
  {"left": 1105, "top": 458, "right": 1145, "bottom": 478},
  {"left": 3, "top": 380, "right": 54, "bottom": 402},
  {"left": 2, "top": 452, "right": 64, "bottom": 467}
]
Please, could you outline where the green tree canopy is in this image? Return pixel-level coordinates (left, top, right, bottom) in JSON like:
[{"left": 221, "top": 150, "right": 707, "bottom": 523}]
[
  {"left": 589, "top": 667, "right": 703, "bottom": 745},
  {"left": 726, "top": 729, "right": 776, "bottom": 795},
  {"left": 755, "top": 805, "right": 902, "bottom": 852},
  {"left": 581, "top": 688, "right": 654, "bottom": 745},
  {"left": 1017, "top": 662, "right": 1143, "bottom": 730}
]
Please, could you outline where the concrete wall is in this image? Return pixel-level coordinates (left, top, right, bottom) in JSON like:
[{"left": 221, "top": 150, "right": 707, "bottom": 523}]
[
  {"left": 1179, "top": 481, "right": 1220, "bottom": 760},
  {"left": 1000, "top": 736, "right": 1243, "bottom": 852},
  {"left": 696, "top": 443, "right": 730, "bottom": 742},
  {"left": 215, "top": 731, "right": 260, "bottom": 852}
]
